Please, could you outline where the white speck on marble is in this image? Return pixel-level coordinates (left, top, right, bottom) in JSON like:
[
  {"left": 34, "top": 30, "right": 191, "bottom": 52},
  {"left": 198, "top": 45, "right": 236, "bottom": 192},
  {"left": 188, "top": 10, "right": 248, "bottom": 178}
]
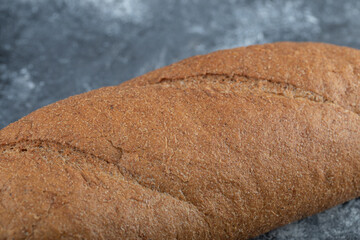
[{"left": 82, "top": 0, "right": 148, "bottom": 24}]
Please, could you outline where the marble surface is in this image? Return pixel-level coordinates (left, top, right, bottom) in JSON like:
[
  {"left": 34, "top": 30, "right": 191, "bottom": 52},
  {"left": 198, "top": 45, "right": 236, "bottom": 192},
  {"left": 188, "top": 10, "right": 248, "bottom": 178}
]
[{"left": 1, "top": 0, "right": 360, "bottom": 239}]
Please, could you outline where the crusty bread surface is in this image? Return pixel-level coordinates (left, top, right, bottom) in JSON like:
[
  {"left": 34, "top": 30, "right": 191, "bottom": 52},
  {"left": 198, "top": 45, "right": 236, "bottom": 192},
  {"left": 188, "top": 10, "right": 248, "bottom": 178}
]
[{"left": 0, "top": 42, "right": 359, "bottom": 239}]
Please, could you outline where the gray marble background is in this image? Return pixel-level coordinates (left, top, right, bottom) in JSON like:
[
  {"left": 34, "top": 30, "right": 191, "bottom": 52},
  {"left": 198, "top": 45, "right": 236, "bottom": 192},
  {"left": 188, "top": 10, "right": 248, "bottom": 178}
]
[{"left": 1, "top": 0, "right": 360, "bottom": 239}]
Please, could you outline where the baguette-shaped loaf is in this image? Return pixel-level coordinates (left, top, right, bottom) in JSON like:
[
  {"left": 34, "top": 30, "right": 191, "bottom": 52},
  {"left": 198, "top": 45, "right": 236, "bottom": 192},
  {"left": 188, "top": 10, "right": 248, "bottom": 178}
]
[{"left": 0, "top": 42, "right": 360, "bottom": 239}]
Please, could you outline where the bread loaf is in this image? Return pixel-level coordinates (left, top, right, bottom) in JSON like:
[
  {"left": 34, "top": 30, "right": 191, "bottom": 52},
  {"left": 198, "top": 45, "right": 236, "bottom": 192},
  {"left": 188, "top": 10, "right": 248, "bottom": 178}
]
[{"left": 0, "top": 42, "right": 359, "bottom": 239}]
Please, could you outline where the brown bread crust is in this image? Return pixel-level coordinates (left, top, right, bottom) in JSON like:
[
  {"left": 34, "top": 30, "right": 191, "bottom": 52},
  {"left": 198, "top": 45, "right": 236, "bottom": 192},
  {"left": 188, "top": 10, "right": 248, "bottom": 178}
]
[{"left": 0, "top": 42, "right": 359, "bottom": 239}]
